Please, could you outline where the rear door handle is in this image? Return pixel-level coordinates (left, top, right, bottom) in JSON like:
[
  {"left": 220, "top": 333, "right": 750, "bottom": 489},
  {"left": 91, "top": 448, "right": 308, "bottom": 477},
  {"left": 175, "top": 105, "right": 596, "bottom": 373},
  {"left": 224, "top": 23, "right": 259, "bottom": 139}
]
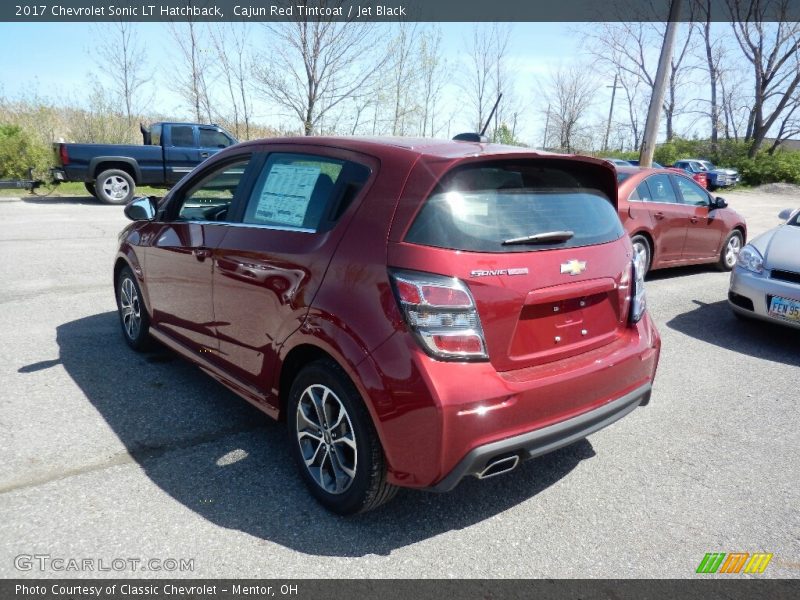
[
  {"left": 193, "top": 248, "right": 212, "bottom": 261},
  {"left": 690, "top": 216, "right": 699, "bottom": 223},
  {"left": 200, "top": 152, "right": 210, "bottom": 158},
  {"left": 654, "top": 212, "right": 665, "bottom": 220}
]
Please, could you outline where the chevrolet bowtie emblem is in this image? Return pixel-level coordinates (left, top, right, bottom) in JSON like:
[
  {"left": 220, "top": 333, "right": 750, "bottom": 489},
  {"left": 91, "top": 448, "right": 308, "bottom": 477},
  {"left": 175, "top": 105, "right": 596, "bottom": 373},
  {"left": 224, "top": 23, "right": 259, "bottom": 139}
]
[{"left": 560, "top": 260, "right": 587, "bottom": 276}]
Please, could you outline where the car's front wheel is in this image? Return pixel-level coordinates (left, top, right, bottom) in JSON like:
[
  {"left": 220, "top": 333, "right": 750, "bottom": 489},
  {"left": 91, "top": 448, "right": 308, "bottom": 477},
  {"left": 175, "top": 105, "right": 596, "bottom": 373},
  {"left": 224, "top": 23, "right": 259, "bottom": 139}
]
[
  {"left": 719, "top": 230, "right": 743, "bottom": 271},
  {"left": 116, "top": 266, "right": 152, "bottom": 350},
  {"left": 287, "top": 359, "right": 397, "bottom": 515}
]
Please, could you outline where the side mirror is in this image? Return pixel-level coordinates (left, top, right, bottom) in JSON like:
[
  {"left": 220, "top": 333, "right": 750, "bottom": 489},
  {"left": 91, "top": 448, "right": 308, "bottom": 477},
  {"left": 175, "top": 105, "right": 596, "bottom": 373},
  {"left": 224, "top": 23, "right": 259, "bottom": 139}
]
[
  {"left": 714, "top": 196, "right": 728, "bottom": 209},
  {"left": 778, "top": 208, "right": 794, "bottom": 221},
  {"left": 124, "top": 196, "right": 156, "bottom": 221}
]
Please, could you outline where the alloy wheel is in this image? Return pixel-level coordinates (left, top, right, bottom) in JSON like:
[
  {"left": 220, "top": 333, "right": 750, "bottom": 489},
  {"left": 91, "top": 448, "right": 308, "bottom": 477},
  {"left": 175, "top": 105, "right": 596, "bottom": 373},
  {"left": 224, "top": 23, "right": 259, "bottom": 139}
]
[
  {"left": 119, "top": 277, "right": 141, "bottom": 340},
  {"left": 103, "top": 176, "right": 130, "bottom": 202},
  {"left": 725, "top": 234, "right": 742, "bottom": 267},
  {"left": 295, "top": 384, "right": 357, "bottom": 494}
]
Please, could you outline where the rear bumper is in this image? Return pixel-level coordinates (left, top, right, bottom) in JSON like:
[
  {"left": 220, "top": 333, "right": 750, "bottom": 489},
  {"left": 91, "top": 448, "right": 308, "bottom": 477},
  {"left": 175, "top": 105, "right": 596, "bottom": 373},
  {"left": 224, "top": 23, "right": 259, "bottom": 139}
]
[
  {"left": 425, "top": 383, "right": 651, "bottom": 492},
  {"left": 361, "top": 314, "right": 660, "bottom": 489}
]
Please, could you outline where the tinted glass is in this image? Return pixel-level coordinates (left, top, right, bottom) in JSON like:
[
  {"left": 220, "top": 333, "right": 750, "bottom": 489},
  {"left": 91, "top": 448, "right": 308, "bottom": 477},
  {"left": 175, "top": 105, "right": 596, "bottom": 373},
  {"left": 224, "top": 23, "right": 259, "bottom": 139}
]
[
  {"left": 243, "top": 153, "right": 346, "bottom": 231},
  {"left": 675, "top": 177, "right": 709, "bottom": 206},
  {"left": 406, "top": 162, "right": 623, "bottom": 253},
  {"left": 635, "top": 182, "right": 652, "bottom": 202},
  {"left": 644, "top": 174, "right": 678, "bottom": 204},
  {"left": 150, "top": 124, "right": 161, "bottom": 146},
  {"left": 617, "top": 172, "right": 633, "bottom": 183},
  {"left": 171, "top": 126, "right": 194, "bottom": 147},
  {"left": 199, "top": 129, "right": 233, "bottom": 148},
  {"left": 176, "top": 158, "right": 250, "bottom": 222}
]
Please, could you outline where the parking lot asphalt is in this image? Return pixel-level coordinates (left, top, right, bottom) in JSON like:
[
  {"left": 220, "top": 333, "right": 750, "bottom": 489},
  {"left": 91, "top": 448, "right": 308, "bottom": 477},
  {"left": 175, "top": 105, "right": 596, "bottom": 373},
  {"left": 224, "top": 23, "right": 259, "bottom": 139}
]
[{"left": 0, "top": 192, "right": 797, "bottom": 578}]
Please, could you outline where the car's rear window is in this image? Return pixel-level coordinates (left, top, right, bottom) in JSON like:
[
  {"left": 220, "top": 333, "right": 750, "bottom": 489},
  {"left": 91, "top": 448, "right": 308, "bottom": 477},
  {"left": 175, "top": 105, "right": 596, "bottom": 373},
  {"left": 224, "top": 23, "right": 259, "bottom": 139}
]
[{"left": 405, "top": 162, "right": 623, "bottom": 253}]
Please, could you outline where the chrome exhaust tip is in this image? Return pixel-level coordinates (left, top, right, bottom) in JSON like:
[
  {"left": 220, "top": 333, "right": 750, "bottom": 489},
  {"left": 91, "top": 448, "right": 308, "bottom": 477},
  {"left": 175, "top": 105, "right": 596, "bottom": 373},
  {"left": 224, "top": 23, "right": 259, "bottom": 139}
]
[{"left": 476, "top": 454, "right": 520, "bottom": 480}]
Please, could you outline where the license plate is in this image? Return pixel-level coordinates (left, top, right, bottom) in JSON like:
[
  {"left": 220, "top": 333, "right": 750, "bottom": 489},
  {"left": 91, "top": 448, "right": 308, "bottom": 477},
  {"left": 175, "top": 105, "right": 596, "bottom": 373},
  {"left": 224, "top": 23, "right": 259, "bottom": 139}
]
[{"left": 769, "top": 295, "right": 800, "bottom": 322}]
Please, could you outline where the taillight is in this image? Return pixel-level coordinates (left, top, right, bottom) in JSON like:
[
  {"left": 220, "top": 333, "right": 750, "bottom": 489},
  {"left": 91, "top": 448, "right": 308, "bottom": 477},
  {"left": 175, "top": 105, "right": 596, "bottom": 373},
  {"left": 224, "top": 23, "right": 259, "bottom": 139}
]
[
  {"left": 629, "top": 256, "right": 647, "bottom": 324},
  {"left": 389, "top": 269, "right": 488, "bottom": 361},
  {"left": 59, "top": 144, "right": 69, "bottom": 166}
]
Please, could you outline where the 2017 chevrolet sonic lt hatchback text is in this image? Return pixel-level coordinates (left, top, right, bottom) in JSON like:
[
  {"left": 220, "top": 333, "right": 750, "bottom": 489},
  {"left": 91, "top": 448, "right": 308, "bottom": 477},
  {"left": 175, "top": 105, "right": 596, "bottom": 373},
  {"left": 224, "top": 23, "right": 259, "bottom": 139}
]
[{"left": 115, "top": 136, "right": 661, "bottom": 514}]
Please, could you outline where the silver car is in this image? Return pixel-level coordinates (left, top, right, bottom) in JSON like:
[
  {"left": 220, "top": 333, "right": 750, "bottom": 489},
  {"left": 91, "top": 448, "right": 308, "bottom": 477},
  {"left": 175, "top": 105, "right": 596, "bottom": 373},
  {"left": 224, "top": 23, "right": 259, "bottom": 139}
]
[{"left": 729, "top": 208, "right": 800, "bottom": 329}]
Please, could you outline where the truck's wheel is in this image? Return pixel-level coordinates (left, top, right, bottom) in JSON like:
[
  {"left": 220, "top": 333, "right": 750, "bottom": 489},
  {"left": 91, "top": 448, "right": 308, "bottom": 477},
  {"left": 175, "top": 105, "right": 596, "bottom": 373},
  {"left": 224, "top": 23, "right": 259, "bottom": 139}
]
[
  {"left": 96, "top": 169, "right": 135, "bottom": 205},
  {"left": 84, "top": 182, "right": 97, "bottom": 197}
]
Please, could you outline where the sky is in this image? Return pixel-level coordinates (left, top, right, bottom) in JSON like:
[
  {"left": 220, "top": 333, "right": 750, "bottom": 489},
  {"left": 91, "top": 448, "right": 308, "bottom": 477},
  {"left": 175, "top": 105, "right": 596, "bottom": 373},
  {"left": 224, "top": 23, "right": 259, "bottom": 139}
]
[{"left": 0, "top": 21, "right": 668, "bottom": 147}]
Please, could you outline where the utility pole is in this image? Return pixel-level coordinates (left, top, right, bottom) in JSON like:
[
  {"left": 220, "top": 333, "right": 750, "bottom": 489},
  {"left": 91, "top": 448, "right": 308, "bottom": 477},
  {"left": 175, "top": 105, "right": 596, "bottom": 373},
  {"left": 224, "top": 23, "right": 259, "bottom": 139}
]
[
  {"left": 603, "top": 74, "right": 621, "bottom": 152},
  {"left": 639, "top": 0, "right": 681, "bottom": 167},
  {"left": 542, "top": 104, "right": 551, "bottom": 150}
]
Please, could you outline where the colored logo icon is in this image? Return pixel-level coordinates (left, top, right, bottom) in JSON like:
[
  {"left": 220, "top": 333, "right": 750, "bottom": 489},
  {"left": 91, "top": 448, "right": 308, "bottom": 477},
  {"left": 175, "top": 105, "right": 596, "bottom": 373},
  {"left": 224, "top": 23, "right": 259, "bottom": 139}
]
[{"left": 696, "top": 552, "right": 773, "bottom": 574}]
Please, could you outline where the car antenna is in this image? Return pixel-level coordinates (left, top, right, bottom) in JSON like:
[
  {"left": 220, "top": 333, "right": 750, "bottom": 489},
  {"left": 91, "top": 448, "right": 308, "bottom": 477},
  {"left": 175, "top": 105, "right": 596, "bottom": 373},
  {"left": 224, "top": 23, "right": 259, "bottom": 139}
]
[{"left": 453, "top": 94, "right": 502, "bottom": 143}]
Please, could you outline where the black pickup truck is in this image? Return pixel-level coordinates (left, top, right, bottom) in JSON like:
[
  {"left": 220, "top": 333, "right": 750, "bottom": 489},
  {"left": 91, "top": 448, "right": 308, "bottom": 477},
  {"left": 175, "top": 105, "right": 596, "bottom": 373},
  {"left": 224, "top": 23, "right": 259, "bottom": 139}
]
[{"left": 52, "top": 122, "right": 238, "bottom": 204}]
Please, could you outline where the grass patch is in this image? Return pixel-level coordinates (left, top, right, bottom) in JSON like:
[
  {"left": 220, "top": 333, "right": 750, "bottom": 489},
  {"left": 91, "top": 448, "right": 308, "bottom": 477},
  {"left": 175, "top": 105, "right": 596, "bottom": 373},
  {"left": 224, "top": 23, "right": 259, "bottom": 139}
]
[{"left": 0, "top": 181, "right": 166, "bottom": 198}]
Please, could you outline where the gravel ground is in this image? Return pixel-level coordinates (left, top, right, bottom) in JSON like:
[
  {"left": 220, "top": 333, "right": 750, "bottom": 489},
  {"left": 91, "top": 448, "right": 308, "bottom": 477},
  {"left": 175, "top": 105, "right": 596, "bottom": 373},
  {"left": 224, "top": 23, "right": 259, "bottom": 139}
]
[{"left": 0, "top": 191, "right": 797, "bottom": 579}]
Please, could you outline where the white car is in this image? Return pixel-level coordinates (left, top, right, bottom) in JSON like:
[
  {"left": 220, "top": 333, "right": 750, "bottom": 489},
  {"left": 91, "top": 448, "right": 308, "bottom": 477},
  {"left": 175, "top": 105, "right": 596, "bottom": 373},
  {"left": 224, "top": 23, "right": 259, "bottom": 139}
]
[{"left": 729, "top": 208, "right": 800, "bottom": 329}]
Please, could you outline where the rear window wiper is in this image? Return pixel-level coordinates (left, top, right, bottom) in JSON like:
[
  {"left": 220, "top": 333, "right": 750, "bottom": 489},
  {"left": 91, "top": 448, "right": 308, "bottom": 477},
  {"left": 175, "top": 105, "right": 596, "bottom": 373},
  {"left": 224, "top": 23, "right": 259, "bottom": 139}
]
[{"left": 502, "top": 230, "right": 575, "bottom": 245}]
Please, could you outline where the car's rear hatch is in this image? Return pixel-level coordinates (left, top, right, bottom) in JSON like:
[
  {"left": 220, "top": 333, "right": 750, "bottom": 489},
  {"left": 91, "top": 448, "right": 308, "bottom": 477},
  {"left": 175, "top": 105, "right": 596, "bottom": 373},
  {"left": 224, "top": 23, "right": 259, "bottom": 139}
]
[{"left": 388, "top": 156, "right": 634, "bottom": 372}]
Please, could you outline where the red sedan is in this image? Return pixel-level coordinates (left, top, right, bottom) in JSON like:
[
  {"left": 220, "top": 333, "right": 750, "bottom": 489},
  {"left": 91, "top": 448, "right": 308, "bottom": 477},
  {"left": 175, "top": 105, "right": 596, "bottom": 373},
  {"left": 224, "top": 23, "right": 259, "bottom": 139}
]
[{"left": 616, "top": 167, "right": 746, "bottom": 274}]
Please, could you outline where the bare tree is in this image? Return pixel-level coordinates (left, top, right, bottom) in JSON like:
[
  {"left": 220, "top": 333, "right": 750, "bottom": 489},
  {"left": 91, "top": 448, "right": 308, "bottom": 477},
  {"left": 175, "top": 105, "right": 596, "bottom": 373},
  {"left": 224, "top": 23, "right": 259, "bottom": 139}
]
[
  {"left": 93, "top": 22, "right": 150, "bottom": 127},
  {"left": 718, "top": 64, "right": 750, "bottom": 140},
  {"left": 693, "top": 0, "right": 722, "bottom": 146},
  {"left": 386, "top": 23, "right": 419, "bottom": 136},
  {"left": 209, "top": 23, "right": 254, "bottom": 139},
  {"left": 461, "top": 26, "right": 493, "bottom": 133},
  {"left": 584, "top": 17, "right": 695, "bottom": 142},
  {"left": 541, "top": 64, "right": 597, "bottom": 152},
  {"left": 168, "top": 15, "right": 214, "bottom": 123},
  {"left": 460, "top": 24, "right": 512, "bottom": 137},
  {"left": 253, "top": 8, "right": 389, "bottom": 136},
  {"left": 418, "top": 26, "right": 447, "bottom": 136},
  {"left": 489, "top": 24, "right": 513, "bottom": 142},
  {"left": 727, "top": 0, "right": 800, "bottom": 157},
  {"left": 618, "top": 72, "right": 648, "bottom": 149}
]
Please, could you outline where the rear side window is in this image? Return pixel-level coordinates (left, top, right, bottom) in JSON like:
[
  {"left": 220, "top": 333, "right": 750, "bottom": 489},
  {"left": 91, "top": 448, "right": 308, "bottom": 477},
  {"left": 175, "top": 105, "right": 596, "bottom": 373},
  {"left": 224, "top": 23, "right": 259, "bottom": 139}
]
[
  {"left": 150, "top": 124, "right": 162, "bottom": 146},
  {"left": 406, "top": 162, "right": 623, "bottom": 253},
  {"left": 644, "top": 174, "right": 678, "bottom": 203},
  {"left": 632, "top": 182, "right": 652, "bottom": 202},
  {"left": 242, "top": 153, "right": 370, "bottom": 231},
  {"left": 171, "top": 126, "right": 194, "bottom": 147}
]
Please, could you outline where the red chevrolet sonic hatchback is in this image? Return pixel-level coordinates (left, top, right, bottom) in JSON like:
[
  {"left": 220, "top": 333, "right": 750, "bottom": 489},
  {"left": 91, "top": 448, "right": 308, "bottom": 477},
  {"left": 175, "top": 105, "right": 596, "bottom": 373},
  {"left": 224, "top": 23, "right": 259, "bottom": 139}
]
[{"left": 115, "top": 137, "right": 661, "bottom": 514}]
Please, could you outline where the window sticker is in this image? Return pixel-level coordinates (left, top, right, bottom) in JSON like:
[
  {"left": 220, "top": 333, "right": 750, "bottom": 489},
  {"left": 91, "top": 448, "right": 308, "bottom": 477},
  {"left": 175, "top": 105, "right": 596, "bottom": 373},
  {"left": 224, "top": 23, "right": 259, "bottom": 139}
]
[{"left": 254, "top": 163, "right": 321, "bottom": 226}]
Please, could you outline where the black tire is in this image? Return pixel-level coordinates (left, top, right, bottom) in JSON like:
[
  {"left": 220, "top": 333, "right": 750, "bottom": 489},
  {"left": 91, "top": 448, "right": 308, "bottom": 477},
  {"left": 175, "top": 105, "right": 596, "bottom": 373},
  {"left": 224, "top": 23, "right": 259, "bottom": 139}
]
[
  {"left": 718, "top": 230, "right": 743, "bottom": 271},
  {"left": 96, "top": 169, "right": 135, "bottom": 205},
  {"left": 84, "top": 182, "right": 97, "bottom": 197},
  {"left": 630, "top": 235, "right": 652, "bottom": 275},
  {"left": 115, "top": 266, "right": 153, "bottom": 351},
  {"left": 287, "top": 359, "right": 398, "bottom": 515}
]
